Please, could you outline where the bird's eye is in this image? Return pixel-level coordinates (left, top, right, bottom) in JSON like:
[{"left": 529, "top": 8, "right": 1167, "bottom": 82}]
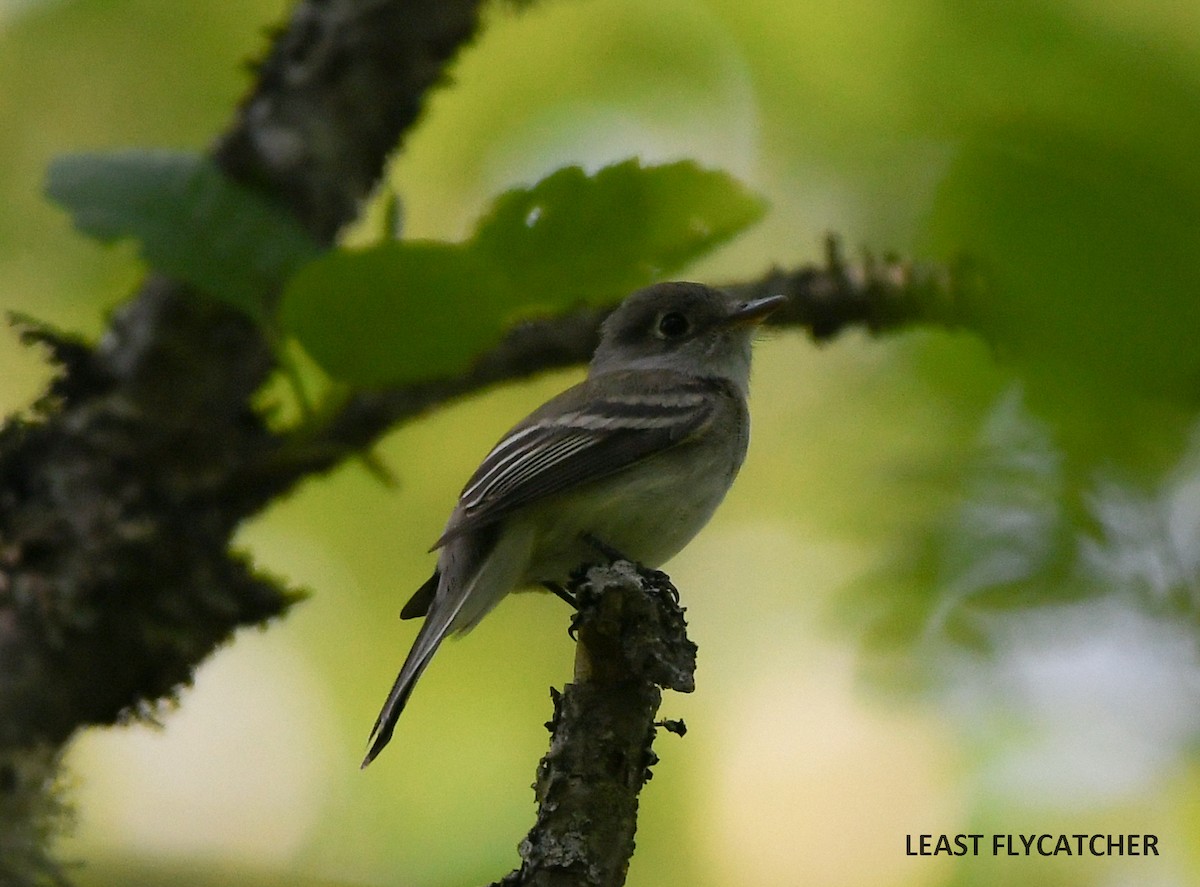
[{"left": 656, "top": 311, "right": 690, "bottom": 339}]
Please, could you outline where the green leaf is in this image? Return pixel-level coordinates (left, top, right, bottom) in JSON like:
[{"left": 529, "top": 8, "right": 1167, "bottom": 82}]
[
  {"left": 281, "top": 159, "right": 765, "bottom": 386},
  {"left": 471, "top": 159, "right": 768, "bottom": 304},
  {"left": 45, "top": 150, "right": 322, "bottom": 318},
  {"left": 282, "top": 242, "right": 491, "bottom": 388}
]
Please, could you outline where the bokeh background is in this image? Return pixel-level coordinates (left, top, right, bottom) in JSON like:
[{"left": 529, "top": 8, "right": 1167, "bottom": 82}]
[{"left": 3, "top": 1, "right": 1200, "bottom": 885}]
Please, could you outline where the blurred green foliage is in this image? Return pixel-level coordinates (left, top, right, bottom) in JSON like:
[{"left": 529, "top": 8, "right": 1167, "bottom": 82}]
[
  {"left": 281, "top": 160, "right": 765, "bottom": 385},
  {"left": 925, "top": 123, "right": 1200, "bottom": 403},
  {"left": 3, "top": 0, "right": 1200, "bottom": 886},
  {"left": 45, "top": 151, "right": 322, "bottom": 321}
]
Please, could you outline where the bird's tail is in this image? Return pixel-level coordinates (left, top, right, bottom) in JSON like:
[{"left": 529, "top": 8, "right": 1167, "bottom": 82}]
[
  {"left": 361, "top": 525, "right": 531, "bottom": 768},
  {"left": 361, "top": 579, "right": 468, "bottom": 768}
]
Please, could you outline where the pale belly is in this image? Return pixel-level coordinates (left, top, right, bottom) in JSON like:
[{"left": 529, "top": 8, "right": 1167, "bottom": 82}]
[{"left": 518, "top": 437, "right": 745, "bottom": 584}]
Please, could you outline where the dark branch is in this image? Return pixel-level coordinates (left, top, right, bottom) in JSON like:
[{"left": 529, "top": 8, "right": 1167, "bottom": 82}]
[
  {"left": 492, "top": 562, "right": 696, "bottom": 887},
  {"left": 254, "top": 237, "right": 974, "bottom": 490},
  {"left": 731, "top": 235, "right": 972, "bottom": 339},
  {"left": 213, "top": 0, "right": 485, "bottom": 243},
  {"left": 0, "top": 0, "right": 486, "bottom": 751},
  {"left": 0, "top": 2, "right": 486, "bottom": 883}
]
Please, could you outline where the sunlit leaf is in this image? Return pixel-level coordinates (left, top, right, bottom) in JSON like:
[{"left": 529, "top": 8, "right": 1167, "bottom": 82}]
[
  {"left": 471, "top": 159, "right": 767, "bottom": 304},
  {"left": 281, "top": 160, "right": 765, "bottom": 386}
]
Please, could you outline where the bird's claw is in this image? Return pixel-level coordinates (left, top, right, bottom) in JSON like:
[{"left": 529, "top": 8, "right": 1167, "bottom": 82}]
[
  {"left": 580, "top": 533, "right": 671, "bottom": 591},
  {"left": 543, "top": 581, "right": 578, "bottom": 609}
]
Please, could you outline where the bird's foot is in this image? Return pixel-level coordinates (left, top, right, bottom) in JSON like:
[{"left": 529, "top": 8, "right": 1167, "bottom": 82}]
[
  {"left": 579, "top": 532, "right": 630, "bottom": 563},
  {"left": 577, "top": 533, "right": 680, "bottom": 604},
  {"left": 543, "top": 581, "right": 578, "bottom": 609}
]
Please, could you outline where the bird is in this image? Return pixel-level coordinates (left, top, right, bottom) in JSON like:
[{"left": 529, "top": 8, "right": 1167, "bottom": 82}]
[{"left": 362, "top": 281, "right": 785, "bottom": 767}]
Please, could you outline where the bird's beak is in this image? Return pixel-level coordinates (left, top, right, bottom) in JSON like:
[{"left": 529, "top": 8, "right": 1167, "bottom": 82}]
[{"left": 722, "top": 293, "right": 788, "bottom": 328}]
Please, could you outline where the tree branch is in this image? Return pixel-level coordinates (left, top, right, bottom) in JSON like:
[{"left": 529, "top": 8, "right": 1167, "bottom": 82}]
[
  {"left": 213, "top": 0, "right": 484, "bottom": 244},
  {"left": 492, "top": 562, "right": 696, "bottom": 887},
  {"left": 0, "top": 0, "right": 978, "bottom": 884},
  {"left": 0, "top": 1, "right": 486, "bottom": 883},
  {"left": 254, "top": 238, "right": 972, "bottom": 490},
  {"left": 0, "top": 0, "right": 487, "bottom": 747}
]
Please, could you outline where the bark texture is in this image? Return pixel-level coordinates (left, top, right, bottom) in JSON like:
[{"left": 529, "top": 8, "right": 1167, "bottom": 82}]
[
  {"left": 0, "top": 2, "right": 487, "bottom": 883},
  {"left": 492, "top": 562, "right": 696, "bottom": 887}
]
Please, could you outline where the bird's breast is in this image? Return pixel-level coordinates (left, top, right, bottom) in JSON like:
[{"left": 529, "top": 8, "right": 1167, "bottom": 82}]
[{"left": 521, "top": 420, "right": 748, "bottom": 584}]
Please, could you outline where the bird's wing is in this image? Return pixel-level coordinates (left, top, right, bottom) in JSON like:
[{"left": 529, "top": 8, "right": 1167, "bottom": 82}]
[{"left": 432, "top": 372, "right": 720, "bottom": 549}]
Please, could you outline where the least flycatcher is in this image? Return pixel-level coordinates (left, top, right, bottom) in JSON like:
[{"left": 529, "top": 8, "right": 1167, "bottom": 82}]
[{"left": 363, "top": 282, "right": 785, "bottom": 766}]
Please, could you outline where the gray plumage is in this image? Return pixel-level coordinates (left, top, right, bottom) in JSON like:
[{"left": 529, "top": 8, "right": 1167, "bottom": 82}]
[{"left": 362, "top": 282, "right": 784, "bottom": 766}]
